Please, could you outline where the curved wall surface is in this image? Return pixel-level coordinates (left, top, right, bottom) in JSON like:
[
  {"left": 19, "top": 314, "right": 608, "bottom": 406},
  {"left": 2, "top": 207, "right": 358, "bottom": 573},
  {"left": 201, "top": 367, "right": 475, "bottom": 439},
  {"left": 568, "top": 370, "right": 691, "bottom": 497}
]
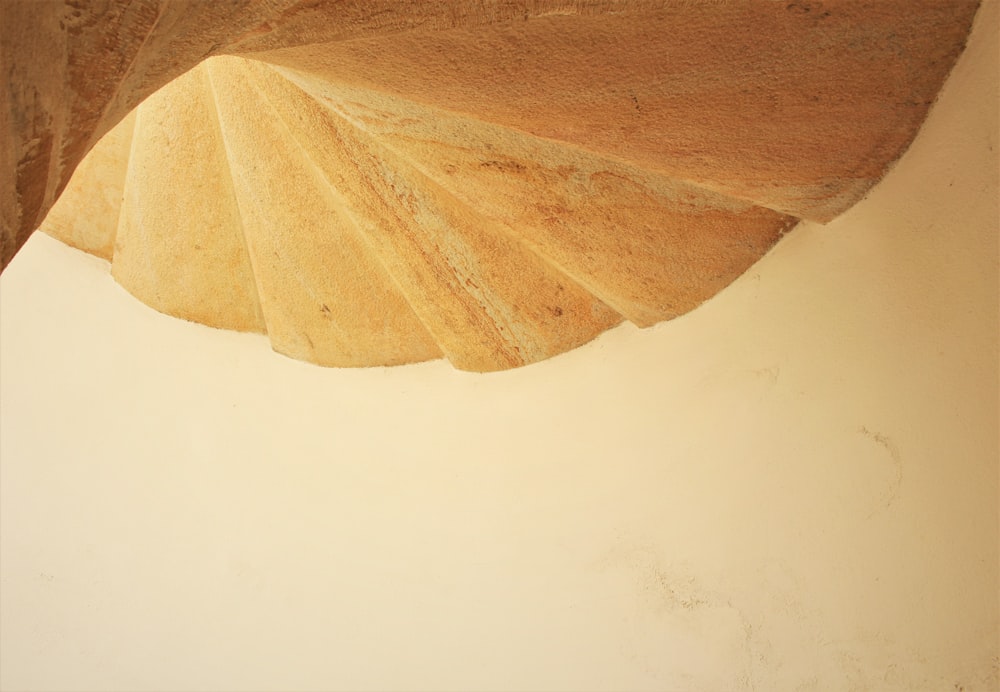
[{"left": 0, "top": 3, "right": 997, "bottom": 690}]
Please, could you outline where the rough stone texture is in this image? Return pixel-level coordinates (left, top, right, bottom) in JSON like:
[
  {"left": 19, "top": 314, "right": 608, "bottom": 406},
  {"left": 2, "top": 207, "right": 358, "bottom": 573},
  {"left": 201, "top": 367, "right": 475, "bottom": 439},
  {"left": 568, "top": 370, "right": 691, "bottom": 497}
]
[
  {"left": 1, "top": 0, "right": 298, "bottom": 267},
  {"left": 1, "top": 0, "right": 981, "bottom": 370},
  {"left": 252, "top": 1, "right": 981, "bottom": 220},
  {"left": 112, "top": 66, "right": 267, "bottom": 336},
  {"left": 42, "top": 111, "right": 134, "bottom": 261}
]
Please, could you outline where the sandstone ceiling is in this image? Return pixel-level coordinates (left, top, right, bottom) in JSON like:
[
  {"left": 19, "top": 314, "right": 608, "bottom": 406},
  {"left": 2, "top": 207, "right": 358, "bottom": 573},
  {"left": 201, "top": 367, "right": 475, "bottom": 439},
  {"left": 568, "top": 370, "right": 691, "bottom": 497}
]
[{"left": 1, "top": 1, "right": 980, "bottom": 370}]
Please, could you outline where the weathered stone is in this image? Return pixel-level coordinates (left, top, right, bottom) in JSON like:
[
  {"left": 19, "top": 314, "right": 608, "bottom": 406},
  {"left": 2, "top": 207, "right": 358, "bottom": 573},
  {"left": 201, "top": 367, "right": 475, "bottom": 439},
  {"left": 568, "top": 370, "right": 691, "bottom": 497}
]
[{"left": 1, "top": 1, "right": 981, "bottom": 370}]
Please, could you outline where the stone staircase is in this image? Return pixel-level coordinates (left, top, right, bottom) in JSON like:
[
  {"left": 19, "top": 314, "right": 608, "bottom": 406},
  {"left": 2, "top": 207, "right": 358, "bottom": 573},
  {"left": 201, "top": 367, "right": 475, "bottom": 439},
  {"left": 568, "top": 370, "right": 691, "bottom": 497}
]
[{"left": 6, "top": 1, "right": 980, "bottom": 371}]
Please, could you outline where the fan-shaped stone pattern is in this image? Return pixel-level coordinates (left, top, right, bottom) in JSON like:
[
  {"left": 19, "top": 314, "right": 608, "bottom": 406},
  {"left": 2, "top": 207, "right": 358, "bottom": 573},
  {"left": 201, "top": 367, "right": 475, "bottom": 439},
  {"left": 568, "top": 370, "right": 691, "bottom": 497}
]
[
  {"left": 204, "top": 60, "right": 443, "bottom": 368},
  {"left": 40, "top": 53, "right": 798, "bottom": 371},
  {"left": 219, "top": 57, "right": 623, "bottom": 371},
  {"left": 251, "top": 0, "right": 980, "bottom": 221},
  {"left": 11, "top": 1, "right": 984, "bottom": 371},
  {"left": 1, "top": 0, "right": 320, "bottom": 269},
  {"left": 4, "top": 1, "right": 980, "bottom": 272},
  {"left": 2, "top": 0, "right": 768, "bottom": 269},
  {"left": 112, "top": 66, "right": 266, "bottom": 335},
  {"left": 280, "top": 71, "right": 797, "bottom": 326}
]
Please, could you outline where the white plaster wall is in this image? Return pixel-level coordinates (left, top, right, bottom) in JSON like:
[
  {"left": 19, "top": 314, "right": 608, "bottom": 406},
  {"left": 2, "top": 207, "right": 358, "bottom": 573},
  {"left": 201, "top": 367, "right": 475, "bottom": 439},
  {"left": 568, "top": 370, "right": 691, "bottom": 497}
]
[{"left": 1, "top": 5, "right": 996, "bottom": 690}]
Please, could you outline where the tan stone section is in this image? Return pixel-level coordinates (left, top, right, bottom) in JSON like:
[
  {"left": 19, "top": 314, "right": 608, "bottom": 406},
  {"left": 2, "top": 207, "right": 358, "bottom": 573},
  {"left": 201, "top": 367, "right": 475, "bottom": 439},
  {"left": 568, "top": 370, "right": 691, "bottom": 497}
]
[
  {"left": 218, "top": 57, "right": 622, "bottom": 371},
  {"left": 1, "top": 1, "right": 984, "bottom": 370},
  {"left": 283, "top": 73, "right": 795, "bottom": 326},
  {"left": 2, "top": 1, "right": 980, "bottom": 270},
  {"left": 220, "top": 1, "right": 684, "bottom": 55},
  {"left": 40, "top": 111, "right": 135, "bottom": 261},
  {"left": 112, "top": 66, "right": 265, "bottom": 334},
  {"left": 205, "top": 59, "right": 443, "bottom": 368},
  {"left": 0, "top": 0, "right": 307, "bottom": 269}
]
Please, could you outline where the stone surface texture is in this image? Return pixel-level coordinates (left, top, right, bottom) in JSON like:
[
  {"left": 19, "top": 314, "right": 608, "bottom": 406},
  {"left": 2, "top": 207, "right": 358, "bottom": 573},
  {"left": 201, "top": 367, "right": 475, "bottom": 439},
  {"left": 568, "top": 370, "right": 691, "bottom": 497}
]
[{"left": 1, "top": 0, "right": 981, "bottom": 370}]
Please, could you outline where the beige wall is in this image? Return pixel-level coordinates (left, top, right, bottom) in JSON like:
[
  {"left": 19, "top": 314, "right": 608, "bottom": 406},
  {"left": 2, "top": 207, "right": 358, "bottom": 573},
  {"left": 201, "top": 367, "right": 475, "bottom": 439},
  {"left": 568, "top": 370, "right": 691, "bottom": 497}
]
[{"left": 1, "top": 4, "right": 996, "bottom": 690}]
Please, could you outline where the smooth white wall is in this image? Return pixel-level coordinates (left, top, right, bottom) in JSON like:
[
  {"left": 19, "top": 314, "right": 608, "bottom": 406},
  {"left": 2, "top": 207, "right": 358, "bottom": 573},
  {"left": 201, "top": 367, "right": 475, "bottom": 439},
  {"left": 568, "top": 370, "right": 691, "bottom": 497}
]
[{"left": 1, "top": 5, "right": 997, "bottom": 691}]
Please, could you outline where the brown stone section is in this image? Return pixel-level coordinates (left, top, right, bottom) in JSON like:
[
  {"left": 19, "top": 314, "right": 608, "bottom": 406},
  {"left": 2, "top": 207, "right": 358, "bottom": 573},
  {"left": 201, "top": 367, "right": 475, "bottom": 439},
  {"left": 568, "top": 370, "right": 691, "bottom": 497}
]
[
  {"left": 1, "top": 0, "right": 298, "bottom": 269},
  {"left": 253, "top": 1, "right": 980, "bottom": 220}
]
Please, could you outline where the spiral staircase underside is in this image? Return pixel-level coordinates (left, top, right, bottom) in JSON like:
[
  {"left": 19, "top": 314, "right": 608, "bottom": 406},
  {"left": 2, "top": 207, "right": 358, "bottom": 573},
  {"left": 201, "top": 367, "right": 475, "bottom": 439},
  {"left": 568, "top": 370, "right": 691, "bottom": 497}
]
[{"left": 4, "top": 1, "right": 980, "bottom": 371}]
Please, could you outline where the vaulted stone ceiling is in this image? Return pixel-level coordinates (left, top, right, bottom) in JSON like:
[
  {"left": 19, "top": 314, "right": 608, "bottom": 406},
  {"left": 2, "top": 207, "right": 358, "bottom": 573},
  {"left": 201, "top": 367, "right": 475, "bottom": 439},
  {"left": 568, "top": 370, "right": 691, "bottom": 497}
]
[{"left": 1, "top": 1, "right": 980, "bottom": 370}]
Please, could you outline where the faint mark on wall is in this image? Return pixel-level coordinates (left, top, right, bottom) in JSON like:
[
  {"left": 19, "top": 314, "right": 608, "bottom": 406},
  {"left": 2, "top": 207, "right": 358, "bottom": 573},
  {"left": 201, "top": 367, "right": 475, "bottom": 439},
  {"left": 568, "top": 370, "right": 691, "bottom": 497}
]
[
  {"left": 593, "top": 536, "right": 759, "bottom": 690},
  {"left": 751, "top": 366, "right": 780, "bottom": 386},
  {"left": 697, "top": 363, "right": 783, "bottom": 404},
  {"left": 858, "top": 426, "right": 903, "bottom": 518}
]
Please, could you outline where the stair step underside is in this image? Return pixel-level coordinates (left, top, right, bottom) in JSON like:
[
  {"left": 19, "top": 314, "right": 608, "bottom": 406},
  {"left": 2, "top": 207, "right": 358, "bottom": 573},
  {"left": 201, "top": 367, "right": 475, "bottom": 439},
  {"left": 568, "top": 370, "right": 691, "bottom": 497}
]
[
  {"left": 43, "top": 55, "right": 804, "bottom": 371},
  {"left": 44, "top": 55, "right": 801, "bottom": 371}
]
